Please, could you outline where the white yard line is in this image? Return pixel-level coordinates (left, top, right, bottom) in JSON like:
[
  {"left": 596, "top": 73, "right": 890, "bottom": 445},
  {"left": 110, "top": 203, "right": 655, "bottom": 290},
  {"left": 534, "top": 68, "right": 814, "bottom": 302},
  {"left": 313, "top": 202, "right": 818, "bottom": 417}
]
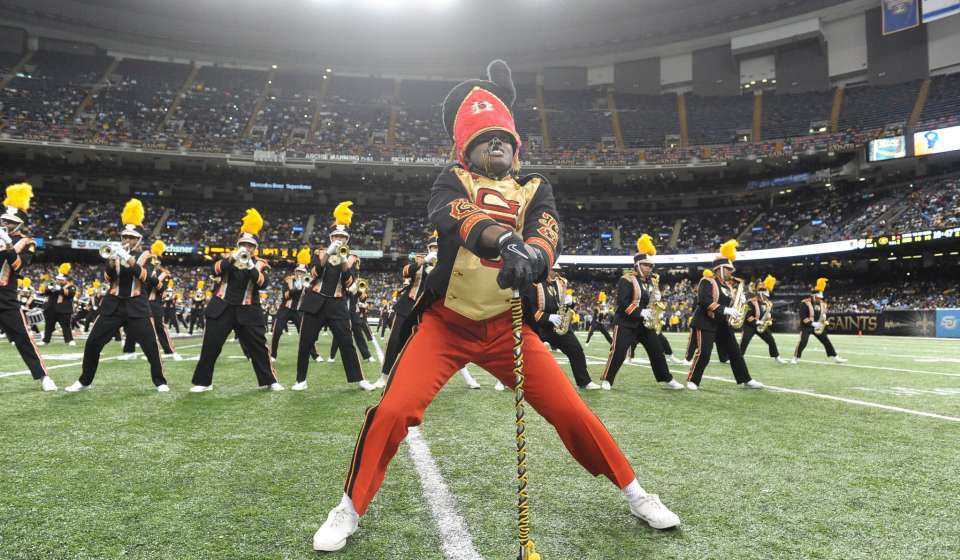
[
  {"left": 586, "top": 355, "right": 960, "bottom": 423},
  {"left": 743, "top": 354, "right": 960, "bottom": 378},
  {"left": 0, "top": 343, "right": 203, "bottom": 379}
]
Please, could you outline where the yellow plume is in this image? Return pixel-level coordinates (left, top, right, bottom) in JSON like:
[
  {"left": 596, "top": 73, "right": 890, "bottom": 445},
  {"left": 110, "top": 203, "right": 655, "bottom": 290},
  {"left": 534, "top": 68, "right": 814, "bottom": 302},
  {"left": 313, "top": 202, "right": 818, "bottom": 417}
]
[
  {"left": 16, "top": 278, "right": 23, "bottom": 288},
  {"left": 121, "top": 198, "right": 145, "bottom": 227},
  {"left": 3, "top": 182, "right": 33, "bottom": 211},
  {"left": 815, "top": 277, "right": 828, "bottom": 292},
  {"left": 719, "top": 239, "right": 738, "bottom": 261},
  {"left": 40, "top": 273, "right": 49, "bottom": 281},
  {"left": 22, "top": 278, "right": 32, "bottom": 288},
  {"left": 598, "top": 291, "right": 607, "bottom": 303},
  {"left": 58, "top": 263, "right": 71, "bottom": 276},
  {"left": 763, "top": 275, "right": 777, "bottom": 292},
  {"left": 240, "top": 208, "right": 264, "bottom": 236},
  {"left": 92, "top": 280, "right": 101, "bottom": 289},
  {"left": 333, "top": 201, "right": 354, "bottom": 226},
  {"left": 432, "top": 229, "right": 438, "bottom": 238},
  {"left": 197, "top": 280, "right": 205, "bottom": 290},
  {"left": 151, "top": 240, "right": 166, "bottom": 256},
  {"left": 296, "top": 247, "right": 312, "bottom": 266},
  {"left": 86, "top": 287, "right": 94, "bottom": 296},
  {"left": 205, "top": 290, "right": 212, "bottom": 298},
  {"left": 167, "top": 279, "right": 174, "bottom": 289},
  {"left": 703, "top": 269, "right": 714, "bottom": 278},
  {"left": 636, "top": 234, "right": 656, "bottom": 256},
  {"left": 565, "top": 288, "right": 573, "bottom": 296}
]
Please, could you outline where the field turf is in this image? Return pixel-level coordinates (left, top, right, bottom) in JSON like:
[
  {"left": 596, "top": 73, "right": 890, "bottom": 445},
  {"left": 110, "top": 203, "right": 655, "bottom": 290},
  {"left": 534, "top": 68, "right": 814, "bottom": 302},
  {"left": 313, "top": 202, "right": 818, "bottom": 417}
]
[{"left": 1, "top": 329, "right": 958, "bottom": 559}]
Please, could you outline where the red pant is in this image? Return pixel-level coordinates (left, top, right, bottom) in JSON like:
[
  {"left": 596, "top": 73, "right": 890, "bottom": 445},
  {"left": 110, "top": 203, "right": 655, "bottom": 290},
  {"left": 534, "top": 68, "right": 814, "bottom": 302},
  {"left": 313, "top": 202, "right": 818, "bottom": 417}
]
[{"left": 344, "top": 301, "right": 636, "bottom": 516}]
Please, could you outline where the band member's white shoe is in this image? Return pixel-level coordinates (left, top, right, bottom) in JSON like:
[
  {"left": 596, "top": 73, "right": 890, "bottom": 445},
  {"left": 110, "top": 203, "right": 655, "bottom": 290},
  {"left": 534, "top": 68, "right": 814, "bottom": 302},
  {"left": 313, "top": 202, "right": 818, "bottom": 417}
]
[
  {"left": 466, "top": 378, "right": 482, "bottom": 389},
  {"left": 774, "top": 357, "right": 789, "bottom": 364},
  {"left": 41, "top": 376, "right": 58, "bottom": 392},
  {"left": 685, "top": 381, "right": 699, "bottom": 391},
  {"left": 64, "top": 381, "right": 89, "bottom": 392},
  {"left": 170, "top": 352, "right": 183, "bottom": 361},
  {"left": 358, "top": 380, "right": 376, "bottom": 392},
  {"left": 68, "top": 341, "right": 77, "bottom": 347},
  {"left": 189, "top": 385, "right": 212, "bottom": 393},
  {"left": 681, "top": 359, "right": 692, "bottom": 366},
  {"left": 494, "top": 381, "right": 506, "bottom": 391},
  {"left": 629, "top": 494, "right": 681, "bottom": 529},
  {"left": 661, "top": 380, "right": 684, "bottom": 390},
  {"left": 367, "top": 357, "right": 376, "bottom": 362},
  {"left": 291, "top": 381, "right": 308, "bottom": 391},
  {"left": 600, "top": 380, "right": 612, "bottom": 391},
  {"left": 269, "top": 382, "right": 285, "bottom": 391},
  {"left": 833, "top": 356, "right": 848, "bottom": 363},
  {"left": 37, "top": 341, "right": 45, "bottom": 346},
  {"left": 117, "top": 353, "right": 138, "bottom": 361},
  {"left": 315, "top": 356, "right": 326, "bottom": 363},
  {"left": 740, "top": 379, "right": 764, "bottom": 389},
  {"left": 372, "top": 376, "right": 387, "bottom": 389},
  {"left": 790, "top": 358, "right": 799, "bottom": 364},
  {"left": 313, "top": 504, "right": 359, "bottom": 552},
  {"left": 270, "top": 357, "right": 277, "bottom": 363},
  {"left": 581, "top": 382, "right": 602, "bottom": 390},
  {"left": 667, "top": 355, "right": 684, "bottom": 365},
  {"left": 156, "top": 384, "right": 171, "bottom": 393}
]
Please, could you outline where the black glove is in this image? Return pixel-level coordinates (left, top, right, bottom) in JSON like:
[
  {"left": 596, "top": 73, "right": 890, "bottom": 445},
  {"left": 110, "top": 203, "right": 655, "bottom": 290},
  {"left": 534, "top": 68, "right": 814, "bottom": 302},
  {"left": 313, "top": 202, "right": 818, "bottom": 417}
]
[{"left": 496, "top": 232, "right": 540, "bottom": 290}]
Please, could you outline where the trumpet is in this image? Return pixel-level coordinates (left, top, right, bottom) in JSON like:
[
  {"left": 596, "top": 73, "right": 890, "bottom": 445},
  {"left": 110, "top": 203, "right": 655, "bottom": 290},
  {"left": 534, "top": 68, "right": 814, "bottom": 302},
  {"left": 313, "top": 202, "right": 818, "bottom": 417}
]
[
  {"left": 327, "top": 242, "right": 350, "bottom": 266},
  {"left": 99, "top": 243, "right": 133, "bottom": 265},
  {"left": 357, "top": 279, "right": 368, "bottom": 292},
  {"left": 232, "top": 247, "right": 253, "bottom": 269}
]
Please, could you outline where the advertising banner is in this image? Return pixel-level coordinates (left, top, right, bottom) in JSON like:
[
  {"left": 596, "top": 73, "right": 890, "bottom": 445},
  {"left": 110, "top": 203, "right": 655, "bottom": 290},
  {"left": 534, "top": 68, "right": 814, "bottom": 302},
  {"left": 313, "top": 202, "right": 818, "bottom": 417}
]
[
  {"left": 883, "top": 0, "right": 920, "bottom": 34},
  {"left": 936, "top": 309, "right": 960, "bottom": 338},
  {"left": 883, "top": 309, "right": 937, "bottom": 337}
]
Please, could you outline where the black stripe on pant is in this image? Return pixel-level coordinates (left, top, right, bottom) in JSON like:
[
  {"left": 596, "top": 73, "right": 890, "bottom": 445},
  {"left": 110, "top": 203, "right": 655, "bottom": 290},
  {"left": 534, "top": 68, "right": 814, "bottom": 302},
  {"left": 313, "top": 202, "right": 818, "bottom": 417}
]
[
  {"left": 0, "top": 308, "right": 49, "bottom": 380},
  {"left": 191, "top": 306, "right": 277, "bottom": 387},
  {"left": 740, "top": 324, "right": 779, "bottom": 358},
  {"left": 601, "top": 324, "right": 672, "bottom": 386},
  {"left": 42, "top": 312, "right": 73, "bottom": 343},
  {"left": 80, "top": 307, "right": 166, "bottom": 387},
  {"left": 794, "top": 327, "right": 836, "bottom": 359},
  {"left": 686, "top": 326, "right": 751, "bottom": 387},
  {"left": 540, "top": 329, "right": 593, "bottom": 387},
  {"left": 297, "top": 310, "right": 363, "bottom": 384}
]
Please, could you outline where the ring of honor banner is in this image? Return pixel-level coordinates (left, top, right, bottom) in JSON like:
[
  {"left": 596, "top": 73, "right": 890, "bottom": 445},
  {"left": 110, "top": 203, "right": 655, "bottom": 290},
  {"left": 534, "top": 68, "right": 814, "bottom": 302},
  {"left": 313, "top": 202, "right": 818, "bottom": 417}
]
[
  {"left": 884, "top": 0, "right": 920, "bottom": 34},
  {"left": 922, "top": 0, "right": 960, "bottom": 22}
]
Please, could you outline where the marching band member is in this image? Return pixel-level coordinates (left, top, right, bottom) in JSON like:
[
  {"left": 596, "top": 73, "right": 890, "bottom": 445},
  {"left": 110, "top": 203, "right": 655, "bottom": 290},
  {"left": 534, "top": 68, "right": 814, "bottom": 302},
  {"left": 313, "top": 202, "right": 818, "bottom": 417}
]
[
  {"left": 163, "top": 287, "right": 180, "bottom": 334},
  {"left": 600, "top": 235, "right": 683, "bottom": 390},
  {"left": 792, "top": 277, "right": 847, "bottom": 364},
  {"left": 65, "top": 199, "right": 169, "bottom": 393},
  {"left": 190, "top": 209, "right": 282, "bottom": 392},
  {"left": 740, "top": 275, "right": 786, "bottom": 363},
  {"left": 0, "top": 183, "right": 56, "bottom": 391},
  {"left": 187, "top": 282, "right": 206, "bottom": 335},
  {"left": 313, "top": 61, "right": 678, "bottom": 553},
  {"left": 685, "top": 240, "right": 762, "bottom": 391},
  {"left": 327, "top": 257, "right": 374, "bottom": 363},
  {"left": 41, "top": 262, "right": 77, "bottom": 346},
  {"left": 270, "top": 255, "right": 309, "bottom": 361},
  {"left": 146, "top": 242, "right": 182, "bottom": 361},
  {"left": 521, "top": 263, "right": 599, "bottom": 390},
  {"left": 294, "top": 204, "right": 373, "bottom": 392},
  {"left": 585, "top": 291, "right": 613, "bottom": 344}
]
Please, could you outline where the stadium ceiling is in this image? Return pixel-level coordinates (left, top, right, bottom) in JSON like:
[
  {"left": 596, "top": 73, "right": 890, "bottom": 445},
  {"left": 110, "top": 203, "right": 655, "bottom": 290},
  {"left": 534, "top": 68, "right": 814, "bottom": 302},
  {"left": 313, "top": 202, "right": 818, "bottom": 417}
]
[{"left": 6, "top": 0, "right": 854, "bottom": 75}]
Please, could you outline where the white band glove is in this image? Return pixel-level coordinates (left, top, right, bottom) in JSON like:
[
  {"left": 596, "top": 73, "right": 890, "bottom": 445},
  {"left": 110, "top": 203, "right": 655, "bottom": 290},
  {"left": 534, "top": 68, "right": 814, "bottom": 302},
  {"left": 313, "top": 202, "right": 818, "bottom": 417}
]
[
  {"left": 563, "top": 295, "right": 574, "bottom": 305},
  {"left": 812, "top": 321, "right": 822, "bottom": 330},
  {"left": 723, "top": 307, "right": 740, "bottom": 319},
  {"left": 548, "top": 314, "right": 563, "bottom": 328},
  {"left": 0, "top": 229, "right": 12, "bottom": 246},
  {"left": 640, "top": 308, "right": 653, "bottom": 320}
]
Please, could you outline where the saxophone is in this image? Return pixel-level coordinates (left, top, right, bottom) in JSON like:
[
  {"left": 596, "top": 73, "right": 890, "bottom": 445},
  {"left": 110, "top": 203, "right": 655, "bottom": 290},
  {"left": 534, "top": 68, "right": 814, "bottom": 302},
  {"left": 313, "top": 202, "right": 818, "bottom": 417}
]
[
  {"left": 814, "top": 302, "right": 829, "bottom": 335},
  {"left": 643, "top": 273, "right": 667, "bottom": 335},
  {"left": 555, "top": 281, "right": 575, "bottom": 335},
  {"left": 756, "top": 300, "right": 773, "bottom": 333},
  {"left": 727, "top": 277, "right": 749, "bottom": 329}
]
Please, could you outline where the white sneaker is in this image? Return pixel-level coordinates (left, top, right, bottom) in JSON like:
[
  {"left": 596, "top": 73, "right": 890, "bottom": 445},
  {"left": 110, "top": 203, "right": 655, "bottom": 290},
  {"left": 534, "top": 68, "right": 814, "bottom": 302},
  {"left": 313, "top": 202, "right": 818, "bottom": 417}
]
[
  {"left": 68, "top": 341, "right": 77, "bottom": 347},
  {"left": 41, "top": 376, "right": 58, "bottom": 392},
  {"left": 774, "top": 357, "right": 788, "bottom": 364},
  {"left": 601, "top": 380, "right": 612, "bottom": 391},
  {"left": 189, "top": 385, "right": 212, "bottom": 393},
  {"left": 372, "top": 375, "right": 387, "bottom": 389},
  {"left": 315, "top": 356, "right": 326, "bottom": 363},
  {"left": 271, "top": 356, "right": 277, "bottom": 363},
  {"left": 292, "top": 381, "right": 308, "bottom": 391},
  {"left": 686, "top": 381, "right": 699, "bottom": 391},
  {"left": 64, "top": 381, "right": 89, "bottom": 392},
  {"left": 466, "top": 379, "right": 481, "bottom": 389},
  {"left": 312, "top": 504, "right": 359, "bottom": 552},
  {"left": 358, "top": 380, "right": 376, "bottom": 391},
  {"left": 629, "top": 494, "right": 681, "bottom": 530},
  {"left": 790, "top": 358, "right": 799, "bottom": 365},
  {"left": 681, "top": 359, "right": 692, "bottom": 366},
  {"left": 661, "top": 379, "right": 684, "bottom": 390},
  {"left": 833, "top": 356, "right": 848, "bottom": 363},
  {"left": 581, "top": 381, "right": 602, "bottom": 390},
  {"left": 269, "top": 382, "right": 285, "bottom": 391},
  {"left": 117, "top": 353, "right": 138, "bottom": 361},
  {"left": 156, "top": 384, "right": 171, "bottom": 393},
  {"left": 367, "top": 357, "right": 376, "bottom": 362},
  {"left": 170, "top": 352, "right": 183, "bottom": 361},
  {"left": 494, "top": 381, "right": 506, "bottom": 392},
  {"left": 741, "top": 379, "right": 764, "bottom": 389},
  {"left": 37, "top": 340, "right": 46, "bottom": 346},
  {"left": 667, "top": 355, "right": 684, "bottom": 365}
]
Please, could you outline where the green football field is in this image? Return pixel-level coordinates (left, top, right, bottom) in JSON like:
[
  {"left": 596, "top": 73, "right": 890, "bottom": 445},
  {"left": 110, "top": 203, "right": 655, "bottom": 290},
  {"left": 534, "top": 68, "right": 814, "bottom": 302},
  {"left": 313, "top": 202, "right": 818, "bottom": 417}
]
[{"left": 2, "top": 329, "right": 959, "bottom": 559}]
